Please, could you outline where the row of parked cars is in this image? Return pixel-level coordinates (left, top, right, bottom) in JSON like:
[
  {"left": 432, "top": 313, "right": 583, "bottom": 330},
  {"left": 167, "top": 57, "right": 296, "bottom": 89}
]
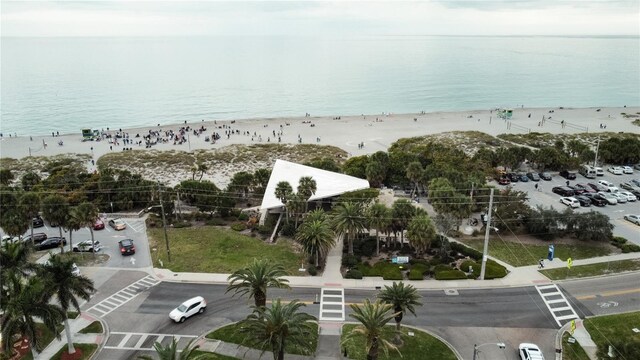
[
  {"left": 553, "top": 179, "right": 640, "bottom": 208},
  {"left": 498, "top": 171, "right": 553, "bottom": 184},
  {"left": 27, "top": 216, "right": 126, "bottom": 231}
]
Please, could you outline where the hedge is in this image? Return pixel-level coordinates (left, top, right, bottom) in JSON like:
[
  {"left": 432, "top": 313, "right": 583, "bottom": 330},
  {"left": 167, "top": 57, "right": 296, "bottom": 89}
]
[
  {"left": 408, "top": 263, "right": 429, "bottom": 280},
  {"left": 484, "top": 260, "right": 508, "bottom": 279},
  {"left": 450, "top": 242, "right": 482, "bottom": 260},
  {"left": 459, "top": 260, "right": 480, "bottom": 276},
  {"left": 231, "top": 223, "right": 246, "bottom": 231},
  {"left": 621, "top": 244, "right": 640, "bottom": 253},
  {"left": 345, "top": 269, "right": 363, "bottom": 279},
  {"left": 355, "top": 262, "right": 404, "bottom": 280},
  {"left": 435, "top": 269, "right": 467, "bottom": 280}
]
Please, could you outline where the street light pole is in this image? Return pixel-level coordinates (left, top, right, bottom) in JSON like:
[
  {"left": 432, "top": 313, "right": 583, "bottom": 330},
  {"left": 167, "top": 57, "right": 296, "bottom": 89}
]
[
  {"left": 480, "top": 188, "right": 494, "bottom": 280},
  {"left": 158, "top": 183, "right": 171, "bottom": 262},
  {"left": 593, "top": 136, "right": 600, "bottom": 167}
]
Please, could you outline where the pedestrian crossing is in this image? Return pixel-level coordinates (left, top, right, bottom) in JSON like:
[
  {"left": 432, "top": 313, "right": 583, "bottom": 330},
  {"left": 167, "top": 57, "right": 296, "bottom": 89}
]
[
  {"left": 318, "top": 288, "right": 345, "bottom": 321},
  {"left": 123, "top": 218, "right": 146, "bottom": 233},
  {"left": 104, "top": 332, "right": 197, "bottom": 351},
  {"left": 535, "top": 284, "right": 580, "bottom": 327},
  {"left": 87, "top": 275, "right": 159, "bottom": 317}
]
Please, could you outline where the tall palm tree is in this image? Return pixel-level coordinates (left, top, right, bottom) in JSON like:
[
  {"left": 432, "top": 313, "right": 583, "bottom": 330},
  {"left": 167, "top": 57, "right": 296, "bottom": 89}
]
[
  {"left": 286, "top": 193, "right": 306, "bottom": 227},
  {"left": 365, "top": 161, "right": 386, "bottom": 188},
  {"left": 19, "top": 192, "right": 41, "bottom": 246},
  {"left": 295, "top": 218, "right": 335, "bottom": 267},
  {"left": 305, "top": 209, "right": 327, "bottom": 223},
  {"left": 1, "top": 276, "right": 65, "bottom": 358},
  {"left": 377, "top": 282, "right": 422, "bottom": 345},
  {"left": 238, "top": 299, "right": 316, "bottom": 360},
  {"left": 332, "top": 201, "right": 367, "bottom": 255},
  {"left": 74, "top": 202, "right": 99, "bottom": 258},
  {"left": 367, "top": 203, "right": 391, "bottom": 256},
  {"left": 274, "top": 181, "right": 293, "bottom": 204},
  {"left": 66, "top": 206, "right": 85, "bottom": 253},
  {"left": 342, "top": 299, "right": 399, "bottom": 360},
  {"left": 406, "top": 214, "right": 436, "bottom": 257},
  {"left": 297, "top": 176, "right": 317, "bottom": 213},
  {"left": 405, "top": 161, "right": 424, "bottom": 197},
  {"left": 252, "top": 168, "right": 271, "bottom": 195},
  {"left": 39, "top": 255, "right": 95, "bottom": 355},
  {"left": 137, "top": 337, "right": 207, "bottom": 360},
  {"left": 0, "top": 241, "right": 36, "bottom": 285},
  {"left": 226, "top": 259, "right": 290, "bottom": 308},
  {"left": 41, "top": 194, "right": 70, "bottom": 238},
  {"left": 391, "top": 199, "right": 415, "bottom": 249}
]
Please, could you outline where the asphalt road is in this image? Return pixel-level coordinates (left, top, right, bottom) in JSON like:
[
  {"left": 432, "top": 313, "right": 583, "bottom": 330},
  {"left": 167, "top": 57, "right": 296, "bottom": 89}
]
[
  {"left": 502, "top": 171, "right": 640, "bottom": 244},
  {"left": 560, "top": 272, "right": 640, "bottom": 316}
]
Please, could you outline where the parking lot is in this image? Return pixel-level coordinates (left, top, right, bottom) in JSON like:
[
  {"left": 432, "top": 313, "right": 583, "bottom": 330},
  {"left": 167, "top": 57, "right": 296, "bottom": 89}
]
[{"left": 501, "top": 169, "right": 640, "bottom": 244}]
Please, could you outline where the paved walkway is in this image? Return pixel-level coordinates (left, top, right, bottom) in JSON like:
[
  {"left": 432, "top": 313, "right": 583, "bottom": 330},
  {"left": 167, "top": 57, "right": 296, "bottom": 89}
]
[{"left": 36, "top": 312, "right": 104, "bottom": 360}]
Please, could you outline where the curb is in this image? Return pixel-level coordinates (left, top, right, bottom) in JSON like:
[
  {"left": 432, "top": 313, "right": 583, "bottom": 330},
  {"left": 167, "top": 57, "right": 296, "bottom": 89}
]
[{"left": 555, "top": 321, "right": 572, "bottom": 360}]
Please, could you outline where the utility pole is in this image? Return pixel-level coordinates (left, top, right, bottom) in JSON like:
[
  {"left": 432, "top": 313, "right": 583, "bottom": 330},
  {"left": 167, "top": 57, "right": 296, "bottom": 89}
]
[
  {"left": 480, "top": 188, "right": 494, "bottom": 280},
  {"left": 593, "top": 136, "right": 600, "bottom": 167},
  {"left": 158, "top": 182, "right": 171, "bottom": 262}
]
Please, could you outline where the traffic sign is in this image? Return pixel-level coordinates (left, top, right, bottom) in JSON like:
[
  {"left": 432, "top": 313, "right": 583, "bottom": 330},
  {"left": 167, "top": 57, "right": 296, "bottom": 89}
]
[
  {"left": 567, "top": 258, "right": 573, "bottom": 269},
  {"left": 570, "top": 320, "right": 576, "bottom": 335}
]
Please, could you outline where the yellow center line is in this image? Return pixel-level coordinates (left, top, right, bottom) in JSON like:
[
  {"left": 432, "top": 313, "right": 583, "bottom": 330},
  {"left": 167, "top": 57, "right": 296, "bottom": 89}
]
[{"left": 576, "top": 288, "right": 640, "bottom": 300}]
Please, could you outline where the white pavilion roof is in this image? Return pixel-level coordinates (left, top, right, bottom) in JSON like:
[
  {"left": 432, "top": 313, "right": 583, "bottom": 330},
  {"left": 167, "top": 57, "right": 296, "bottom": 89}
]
[{"left": 260, "top": 159, "right": 370, "bottom": 210}]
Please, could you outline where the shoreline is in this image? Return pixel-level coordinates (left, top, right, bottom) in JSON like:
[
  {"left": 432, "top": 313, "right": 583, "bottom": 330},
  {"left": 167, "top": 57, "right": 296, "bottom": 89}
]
[{"left": 1, "top": 106, "right": 638, "bottom": 161}]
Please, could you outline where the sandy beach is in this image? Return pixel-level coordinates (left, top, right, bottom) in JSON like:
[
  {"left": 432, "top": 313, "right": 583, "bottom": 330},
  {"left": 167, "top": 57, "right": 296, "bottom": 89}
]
[{"left": 1, "top": 106, "right": 638, "bottom": 186}]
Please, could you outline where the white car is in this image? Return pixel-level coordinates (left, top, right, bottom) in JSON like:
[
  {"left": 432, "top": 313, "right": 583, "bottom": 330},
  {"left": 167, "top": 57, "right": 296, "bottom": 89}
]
[
  {"left": 611, "top": 192, "right": 628, "bottom": 204},
  {"left": 597, "top": 180, "right": 618, "bottom": 192},
  {"left": 624, "top": 214, "right": 640, "bottom": 225},
  {"left": 169, "top": 296, "right": 206, "bottom": 323},
  {"left": 608, "top": 166, "right": 623, "bottom": 175},
  {"left": 72, "top": 240, "right": 102, "bottom": 252},
  {"left": 622, "top": 166, "right": 634, "bottom": 174},
  {"left": 597, "top": 192, "right": 618, "bottom": 205},
  {"left": 519, "top": 343, "right": 544, "bottom": 360},
  {"left": 560, "top": 197, "right": 580, "bottom": 208},
  {"left": 71, "top": 263, "right": 81, "bottom": 276},
  {"left": 619, "top": 191, "right": 637, "bottom": 202}
]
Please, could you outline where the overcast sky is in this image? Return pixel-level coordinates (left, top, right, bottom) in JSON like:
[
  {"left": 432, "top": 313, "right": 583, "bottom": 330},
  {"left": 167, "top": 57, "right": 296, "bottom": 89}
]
[{"left": 2, "top": 0, "right": 639, "bottom": 37}]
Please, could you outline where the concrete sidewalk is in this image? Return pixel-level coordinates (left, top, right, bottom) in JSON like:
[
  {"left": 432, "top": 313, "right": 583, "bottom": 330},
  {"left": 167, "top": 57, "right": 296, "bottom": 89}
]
[{"left": 36, "top": 312, "right": 104, "bottom": 360}]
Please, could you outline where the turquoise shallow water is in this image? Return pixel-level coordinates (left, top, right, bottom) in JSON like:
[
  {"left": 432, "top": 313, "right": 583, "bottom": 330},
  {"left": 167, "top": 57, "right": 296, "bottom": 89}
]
[{"left": 1, "top": 35, "right": 639, "bottom": 136}]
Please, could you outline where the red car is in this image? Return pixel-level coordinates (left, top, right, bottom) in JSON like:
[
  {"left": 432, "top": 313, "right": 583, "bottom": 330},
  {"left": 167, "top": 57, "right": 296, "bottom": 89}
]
[{"left": 93, "top": 219, "right": 105, "bottom": 230}]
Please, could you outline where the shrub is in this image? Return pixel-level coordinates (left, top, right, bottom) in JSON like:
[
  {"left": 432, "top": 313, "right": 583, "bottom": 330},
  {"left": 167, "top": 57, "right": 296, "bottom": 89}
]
[
  {"left": 172, "top": 221, "right": 192, "bottom": 228},
  {"left": 237, "top": 212, "right": 249, "bottom": 221},
  {"left": 206, "top": 218, "right": 227, "bottom": 226},
  {"left": 435, "top": 269, "right": 468, "bottom": 280},
  {"left": 484, "top": 261, "right": 509, "bottom": 279},
  {"left": 460, "top": 260, "right": 481, "bottom": 275},
  {"left": 611, "top": 236, "right": 627, "bottom": 246},
  {"left": 408, "top": 263, "right": 428, "bottom": 280},
  {"left": 307, "top": 265, "right": 318, "bottom": 276},
  {"left": 228, "top": 208, "right": 242, "bottom": 218},
  {"left": 434, "top": 264, "right": 453, "bottom": 273},
  {"left": 257, "top": 225, "right": 273, "bottom": 236},
  {"left": 342, "top": 255, "right": 360, "bottom": 268},
  {"left": 345, "top": 269, "right": 363, "bottom": 279},
  {"left": 280, "top": 222, "right": 297, "bottom": 237},
  {"left": 450, "top": 242, "right": 482, "bottom": 260},
  {"left": 381, "top": 267, "right": 403, "bottom": 280},
  {"left": 358, "top": 238, "right": 377, "bottom": 257},
  {"left": 621, "top": 244, "right": 640, "bottom": 253},
  {"left": 231, "top": 223, "right": 246, "bottom": 232}
]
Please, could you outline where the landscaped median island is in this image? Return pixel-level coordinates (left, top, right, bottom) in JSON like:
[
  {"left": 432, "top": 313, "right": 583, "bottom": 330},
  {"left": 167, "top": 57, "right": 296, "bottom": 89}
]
[
  {"left": 341, "top": 324, "right": 457, "bottom": 360},
  {"left": 50, "top": 344, "right": 98, "bottom": 360},
  {"left": 584, "top": 311, "right": 640, "bottom": 359},
  {"left": 541, "top": 259, "right": 640, "bottom": 280},
  {"left": 561, "top": 332, "right": 589, "bottom": 360}
]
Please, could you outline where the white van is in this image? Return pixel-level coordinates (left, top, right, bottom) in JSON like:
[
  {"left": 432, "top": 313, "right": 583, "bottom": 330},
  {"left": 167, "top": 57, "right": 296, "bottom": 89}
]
[{"left": 580, "top": 165, "right": 596, "bottom": 179}]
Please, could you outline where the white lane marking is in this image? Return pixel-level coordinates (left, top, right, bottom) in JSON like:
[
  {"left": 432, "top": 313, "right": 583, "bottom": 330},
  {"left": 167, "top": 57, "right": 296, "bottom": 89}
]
[
  {"left": 319, "top": 288, "right": 345, "bottom": 321},
  {"left": 104, "top": 332, "right": 197, "bottom": 351},
  {"left": 535, "top": 284, "right": 579, "bottom": 327},
  {"left": 87, "top": 275, "right": 159, "bottom": 317}
]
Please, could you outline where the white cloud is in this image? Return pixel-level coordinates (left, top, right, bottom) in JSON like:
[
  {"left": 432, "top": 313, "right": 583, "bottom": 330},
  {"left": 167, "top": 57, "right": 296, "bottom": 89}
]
[{"left": 1, "top": 0, "right": 638, "bottom": 37}]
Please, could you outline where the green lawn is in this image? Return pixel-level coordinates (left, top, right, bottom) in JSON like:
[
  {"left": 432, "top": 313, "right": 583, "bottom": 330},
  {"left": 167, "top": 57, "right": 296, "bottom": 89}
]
[
  {"left": 36, "top": 323, "right": 63, "bottom": 352},
  {"left": 459, "top": 238, "right": 611, "bottom": 267},
  {"left": 341, "top": 324, "right": 457, "bottom": 360},
  {"left": 206, "top": 321, "right": 318, "bottom": 356},
  {"left": 78, "top": 321, "right": 103, "bottom": 334},
  {"left": 148, "top": 226, "right": 305, "bottom": 274},
  {"left": 192, "top": 350, "right": 238, "bottom": 359},
  {"left": 541, "top": 259, "right": 640, "bottom": 280},
  {"left": 50, "top": 343, "right": 98, "bottom": 360},
  {"left": 584, "top": 312, "right": 640, "bottom": 359},
  {"left": 562, "top": 332, "right": 589, "bottom": 360}
]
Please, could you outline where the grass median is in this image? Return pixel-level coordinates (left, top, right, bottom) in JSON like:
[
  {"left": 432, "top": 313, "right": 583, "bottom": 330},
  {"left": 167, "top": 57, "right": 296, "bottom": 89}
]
[
  {"left": 341, "top": 324, "right": 457, "bottom": 360},
  {"left": 584, "top": 312, "right": 640, "bottom": 359},
  {"left": 148, "top": 226, "right": 305, "bottom": 274},
  {"left": 562, "top": 332, "right": 589, "bottom": 360},
  {"left": 540, "top": 259, "right": 640, "bottom": 280},
  {"left": 458, "top": 237, "right": 611, "bottom": 267}
]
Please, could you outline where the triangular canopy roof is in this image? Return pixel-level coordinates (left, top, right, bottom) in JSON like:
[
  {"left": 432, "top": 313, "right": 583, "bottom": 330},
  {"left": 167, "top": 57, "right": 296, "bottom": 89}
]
[{"left": 260, "top": 159, "right": 370, "bottom": 210}]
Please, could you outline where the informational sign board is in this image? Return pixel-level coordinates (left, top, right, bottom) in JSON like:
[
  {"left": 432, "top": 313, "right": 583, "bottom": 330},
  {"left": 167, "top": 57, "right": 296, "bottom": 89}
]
[{"left": 391, "top": 256, "right": 409, "bottom": 264}]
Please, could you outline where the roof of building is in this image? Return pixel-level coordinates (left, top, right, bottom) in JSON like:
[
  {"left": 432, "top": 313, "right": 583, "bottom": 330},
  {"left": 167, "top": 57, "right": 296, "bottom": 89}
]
[{"left": 260, "top": 159, "right": 370, "bottom": 210}]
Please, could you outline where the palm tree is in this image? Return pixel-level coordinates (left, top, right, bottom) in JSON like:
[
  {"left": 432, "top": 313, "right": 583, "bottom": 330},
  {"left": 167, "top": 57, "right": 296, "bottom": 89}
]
[
  {"left": 191, "top": 162, "right": 208, "bottom": 181},
  {"left": 0, "top": 241, "right": 36, "bottom": 284},
  {"left": 305, "top": 209, "right": 327, "bottom": 223},
  {"left": 19, "top": 192, "right": 41, "bottom": 246},
  {"left": 342, "top": 299, "right": 399, "bottom": 360},
  {"left": 377, "top": 282, "right": 422, "bottom": 345},
  {"left": 367, "top": 203, "right": 391, "bottom": 256},
  {"left": 1, "top": 276, "right": 65, "bottom": 358},
  {"left": 365, "top": 161, "right": 386, "bottom": 188},
  {"left": 405, "top": 161, "right": 424, "bottom": 197},
  {"left": 74, "top": 202, "right": 99, "bottom": 258},
  {"left": 286, "top": 193, "right": 306, "bottom": 227},
  {"left": 332, "top": 201, "right": 367, "bottom": 255},
  {"left": 297, "top": 176, "right": 317, "bottom": 212},
  {"left": 274, "top": 181, "right": 293, "bottom": 204},
  {"left": 238, "top": 299, "right": 316, "bottom": 360},
  {"left": 252, "top": 168, "right": 271, "bottom": 195},
  {"left": 391, "top": 199, "right": 415, "bottom": 249},
  {"left": 66, "top": 206, "right": 84, "bottom": 253},
  {"left": 137, "top": 337, "right": 207, "bottom": 360},
  {"left": 41, "top": 194, "right": 70, "bottom": 238},
  {"left": 406, "top": 214, "right": 436, "bottom": 257},
  {"left": 296, "top": 218, "right": 335, "bottom": 267},
  {"left": 226, "top": 259, "right": 290, "bottom": 308},
  {"left": 39, "top": 254, "right": 95, "bottom": 355}
]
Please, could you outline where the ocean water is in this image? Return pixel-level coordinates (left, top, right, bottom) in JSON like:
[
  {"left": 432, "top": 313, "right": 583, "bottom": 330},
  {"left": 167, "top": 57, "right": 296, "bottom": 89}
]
[{"left": 1, "top": 36, "right": 639, "bottom": 136}]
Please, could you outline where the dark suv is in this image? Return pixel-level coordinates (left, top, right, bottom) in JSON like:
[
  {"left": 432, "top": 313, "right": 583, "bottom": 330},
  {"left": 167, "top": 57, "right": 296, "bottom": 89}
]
[
  {"left": 559, "top": 170, "right": 576, "bottom": 180},
  {"left": 527, "top": 172, "right": 540, "bottom": 181},
  {"left": 552, "top": 186, "right": 575, "bottom": 196},
  {"left": 32, "top": 216, "right": 45, "bottom": 228},
  {"left": 23, "top": 232, "right": 48, "bottom": 244},
  {"left": 118, "top": 239, "right": 136, "bottom": 256}
]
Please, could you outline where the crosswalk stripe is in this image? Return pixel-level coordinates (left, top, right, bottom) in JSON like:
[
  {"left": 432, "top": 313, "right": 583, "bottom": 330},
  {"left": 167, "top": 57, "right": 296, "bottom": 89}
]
[
  {"left": 87, "top": 276, "right": 160, "bottom": 317},
  {"left": 319, "top": 288, "right": 345, "bottom": 321},
  {"left": 535, "top": 284, "right": 579, "bottom": 327}
]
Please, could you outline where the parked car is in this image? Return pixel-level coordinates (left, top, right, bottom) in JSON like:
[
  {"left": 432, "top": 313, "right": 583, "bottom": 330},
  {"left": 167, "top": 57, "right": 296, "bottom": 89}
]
[
  {"left": 619, "top": 191, "right": 637, "bottom": 202},
  {"left": 539, "top": 172, "right": 552, "bottom": 181},
  {"left": 169, "top": 296, "right": 207, "bottom": 323},
  {"left": 624, "top": 214, "right": 640, "bottom": 225},
  {"left": 608, "top": 166, "right": 623, "bottom": 175},
  {"left": 73, "top": 240, "right": 102, "bottom": 252},
  {"left": 22, "top": 232, "right": 48, "bottom": 244},
  {"left": 32, "top": 216, "right": 45, "bottom": 228},
  {"left": 611, "top": 192, "right": 628, "bottom": 204},
  {"left": 34, "top": 237, "right": 67, "bottom": 251},
  {"left": 552, "top": 186, "right": 575, "bottom": 196},
  {"left": 619, "top": 182, "right": 639, "bottom": 192},
  {"left": 595, "top": 167, "right": 604, "bottom": 176},
  {"left": 560, "top": 197, "right": 580, "bottom": 208},
  {"left": 109, "top": 219, "right": 127, "bottom": 231},
  {"left": 497, "top": 176, "right": 511, "bottom": 185},
  {"left": 597, "top": 180, "right": 618, "bottom": 192},
  {"left": 507, "top": 173, "right": 520, "bottom": 182},
  {"left": 583, "top": 192, "right": 607, "bottom": 206},
  {"left": 93, "top": 219, "right": 105, "bottom": 230},
  {"left": 519, "top": 174, "right": 530, "bottom": 182},
  {"left": 596, "top": 192, "right": 617, "bottom": 205},
  {"left": 622, "top": 166, "right": 634, "bottom": 174},
  {"left": 632, "top": 179, "right": 640, "bottom": 187},
  {"left": 1, "top": 235, "right": 21, "bottom": 244},
  {"left": 574, "top": 195, "right": 591, "bottom": 207},
  {"left": 519, "top": 343, "right": 545, "bottom": 360},
  {"left": 527, "top": 172, "right": 540, "bottom": 181},
  {"left": 118, "top": 239, "right": 135, "bottom": 255},
  {"left": 574, "top": 183, "right": 595, "bottom": 193},
  {"left": 559, "top": 170, "right": 576, "bottom": 180},
  {"left": 588, "top": 182, "right": 608, "bottom": 192},
  {"left": 568, "top": 186, "right": 586, "bottom": 195}
]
